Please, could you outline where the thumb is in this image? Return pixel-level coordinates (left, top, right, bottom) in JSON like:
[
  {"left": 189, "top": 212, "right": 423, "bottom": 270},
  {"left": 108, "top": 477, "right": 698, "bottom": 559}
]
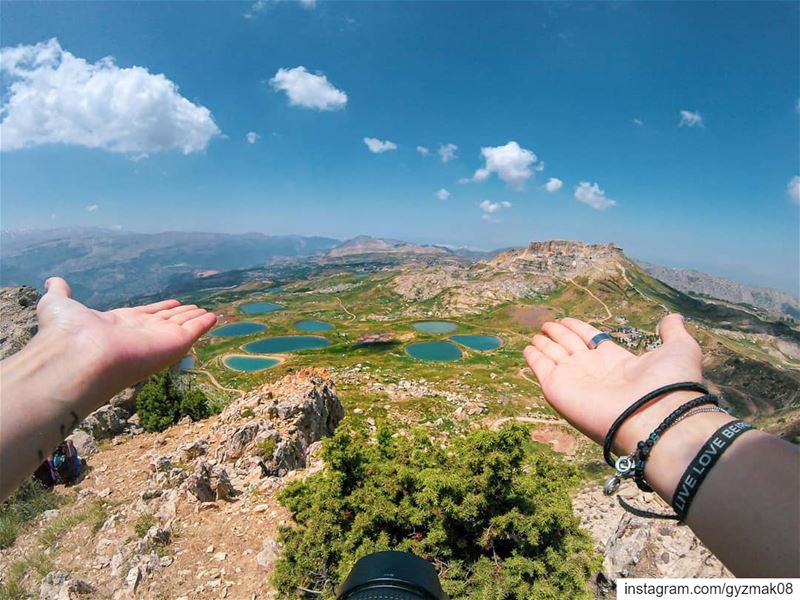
[
  {"left": 658, "top": 313, "right": 694, "bottom": 346},
  {"left": 43, "top": 277, "right": 72, "bottom": 299}
]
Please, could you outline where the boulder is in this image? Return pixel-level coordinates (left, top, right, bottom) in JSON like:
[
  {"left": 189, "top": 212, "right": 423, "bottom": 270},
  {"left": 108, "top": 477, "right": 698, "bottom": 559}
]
[
  {"left": 184, "top": 462, "right": 235, "bottom": 502},
  {"left": 67, "top": 429, "right": 99, "bottom": 457},
  {"left": 39, "top": 571, "right": 93, "bottom": 599},
  {"left": 256, "top": 539, "right": 282, "bottom": 572},
  {"left": 78, "top": 405, "right": 129, "bottom": 440}
]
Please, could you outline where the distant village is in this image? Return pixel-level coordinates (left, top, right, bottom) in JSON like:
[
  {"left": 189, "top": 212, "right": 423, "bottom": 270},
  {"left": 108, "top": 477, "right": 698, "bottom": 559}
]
[{"left": 611, "top": 315, "right": 663, "bottom": 351}]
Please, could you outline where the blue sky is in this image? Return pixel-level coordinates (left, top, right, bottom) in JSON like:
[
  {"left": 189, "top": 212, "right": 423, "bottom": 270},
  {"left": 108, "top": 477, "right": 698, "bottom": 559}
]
[{"left": 1, "top": 1, "right": 798, "bottom": 293}]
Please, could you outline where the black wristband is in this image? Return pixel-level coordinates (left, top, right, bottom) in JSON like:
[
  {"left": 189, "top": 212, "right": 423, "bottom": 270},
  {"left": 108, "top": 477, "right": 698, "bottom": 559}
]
[
  {"left": 671, "top": 419, "right": 754, "bottom": 521},
  {"left": 633, "top": 394, "right": 719, "bottom": 492},
  {"left": 603, "top": 381, "right": 709, "bottom": 467}
]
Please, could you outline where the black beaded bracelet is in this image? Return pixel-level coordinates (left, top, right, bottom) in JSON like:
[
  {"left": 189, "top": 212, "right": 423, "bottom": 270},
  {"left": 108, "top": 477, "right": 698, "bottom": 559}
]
[
  {"left": 632, "top": 394, "right": 720, "bottom": 493},
  {"left": 603, "top": 381, "right": 709, "bottom": 468}
]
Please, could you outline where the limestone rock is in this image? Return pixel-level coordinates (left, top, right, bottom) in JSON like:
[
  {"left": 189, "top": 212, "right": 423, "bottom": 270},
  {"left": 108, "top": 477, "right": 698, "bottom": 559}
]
[
  {"left": 184, "top": 462, "right": 235, "bottom": 502},
  {"left": 572, "top": 487, "right": 730, "bottom": 583},
  {"left": 256, "top": 539, "right": 281, "bottom": 572},
  {"left": 67, "top": 429, "right": 99, "bottom": 457},
  {"left": 39, "top": 571, "right": 93, "bottom": 599},
  {"left": 0, "top": 286, "right": 39, "bottom": 360}
]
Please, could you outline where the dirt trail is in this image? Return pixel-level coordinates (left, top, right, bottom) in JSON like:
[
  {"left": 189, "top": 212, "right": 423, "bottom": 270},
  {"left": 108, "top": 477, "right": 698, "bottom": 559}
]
[
  {"left": 568, "top": 278, "right": 612, "bottom": 322},
  {"left": 486, "top": 415, "right": 572, "bottom": 430},
  {"left": 336, "top": 296, "right": 356, "bottom": 321},
  {"left": 190, "top": 368, "right": 246, "bottom": 398}
]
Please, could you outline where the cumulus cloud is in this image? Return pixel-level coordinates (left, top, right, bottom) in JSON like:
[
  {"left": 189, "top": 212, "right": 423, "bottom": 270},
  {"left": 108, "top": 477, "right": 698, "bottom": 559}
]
[
  {"left": 246, "top": 131, "right": 260, "bottom": 144},
  {"left": 472, "top": 141, "right": 539, "bottom": 190},
  {"left": 678, "top": 110, "right": 704, "bottom": 128},
  {"left": 363, "top": 137, "right": 397, "bottom": 153},
  {"left": 544, "top": 177, "right": 563, "bottom": 192},
  {"left": 416, "top": 145, "right": 430, "bottom": 156},
  {"left": 479, "top": 200, "right": 512, "bottom": 213},
  {"left": 438, "top": 143, "right": 458, "bottom": 162},
  {"left": 633, "top": 118, "right": 644, "bottom": 126},
  {"left": 480, "top": 199, "right": 512, "bottom": 222},
  {"left": 0, "top": 38, "right": 220, "bottom": 154},
  {"left": 574, "top": 181, "right": 617, "bottom": 210},
  {"left": 85, "top": 204, "right": 99, "bottom": 212},
  {"left": 788, "top": 176, "right": 800, "bottom": 206},
  {"left": 435, "top": 188, "right": 451, "bottom": 201},
  {"left": 270, "top": 66, "right": 347, "bottom": 111}
]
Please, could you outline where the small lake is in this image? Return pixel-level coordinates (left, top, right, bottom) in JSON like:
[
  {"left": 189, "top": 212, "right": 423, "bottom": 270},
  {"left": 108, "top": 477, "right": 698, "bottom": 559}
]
[
  {"left": 412, "top": 321, "right": 458, "bottom": 334},
  {"left": 209, "top": 322, "right": 267, "bottom": 337},
  {"left": 243, "top": 335, "right": 332, "bottom": 354},
  {"left": 240, "top": 302, "right": 284, "bottom": 315},
  {"left": 406, "top": 341, "right": 462, "bottom": 362},
  {"left": 179, "top": 356, "right": 195, "bottom": 370},
  {"left": 450, "top": 335, "right": 502, "bottom": 351},
  {"left": 223, "top": 355, "right": 280, "bottom": 372},
  {"left": 295, "top": 320, "right": 334, "bottom": 332}
]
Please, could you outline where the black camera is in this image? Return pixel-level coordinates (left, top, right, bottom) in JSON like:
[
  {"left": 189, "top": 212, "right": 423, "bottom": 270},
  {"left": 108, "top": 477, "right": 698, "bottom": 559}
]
[{"left": 337, "top": 551, "right": 448, "bottom": 600}]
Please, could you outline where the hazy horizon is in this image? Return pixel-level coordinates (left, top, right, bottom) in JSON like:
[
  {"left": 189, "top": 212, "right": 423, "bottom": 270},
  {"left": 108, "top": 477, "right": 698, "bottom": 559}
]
[{"left": 1, "top": 1, "right": 798, "bottom": 293}]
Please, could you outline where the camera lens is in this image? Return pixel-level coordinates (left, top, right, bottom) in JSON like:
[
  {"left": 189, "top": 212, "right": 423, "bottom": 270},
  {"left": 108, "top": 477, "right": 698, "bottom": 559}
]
[{"left": 336, "top": 551, "right": 447, "bottom": 600}]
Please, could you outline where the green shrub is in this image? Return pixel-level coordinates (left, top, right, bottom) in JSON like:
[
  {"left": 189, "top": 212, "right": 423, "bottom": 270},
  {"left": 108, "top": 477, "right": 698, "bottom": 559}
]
[
  {"left": 137, "top": 371, "right": 211, "bottom": 432},
  {"left": 134, "top": 512, "right": 157, "bottom": 538},
  {"left": 273, "top": 424, "right": 599, "bottom": 599},
  {"left": 256, "top": 437, "right": 277, "bottom": 461},
  {"left": 0, "top": 478, "right": 61, "bottom": 549},
  {"left": 137, "top": 371, "right": 181, "bottom": 432},
  {"left": 179, "top": 388, "right": 211, "bottom": 422}
]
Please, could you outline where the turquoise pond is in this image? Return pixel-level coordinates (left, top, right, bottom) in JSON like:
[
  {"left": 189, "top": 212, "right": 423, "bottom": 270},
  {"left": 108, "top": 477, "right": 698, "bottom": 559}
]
[
  {"left": 406, "top": 341, "right": 463, "bottom": 362},
  {"left": 450, "top": 335, "right": 502, "bottom": 351},
  {"left": 240, "top": 302, "right": 284, "bottom": 315},
  {"left": 179, "top": 356, "right": 195, "bottom": 370},
  {"left": 209, "top": 322, "right": 267, "bottom": 337},
  {"left": 223, "top": 355, "right": 280, "bottom": 372},
  {"left": 412, "top": 321, "right": 458, "bottom": 334},
  {"left": 243, "top": 336, "right": 332, "bottom": 354},
  {"left": 295, "top": 320, "right": 334, "bottom": 332}
]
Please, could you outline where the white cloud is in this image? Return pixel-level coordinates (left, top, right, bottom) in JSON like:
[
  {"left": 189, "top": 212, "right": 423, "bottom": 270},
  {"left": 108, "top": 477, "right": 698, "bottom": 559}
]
[
  {"left": 0, "top": 38, "right": 220, "bottom": 154},
  {"left": 363, "top": 137, "right": 397, "bottom": 153},
  {"left": 246, "top": 131, "right": 260, "bottom": 144},
  {"left": 574, "top": 181, "right": 617, "bottom": 210},
  {"left": 633, "top": 118, "right": 644, "bottom": 126},
  {"left": 479, "top": 200, "right": 512, "bottom": 213},
  {"left": 438, "top": 143, "right": 458, "bottom": 162},
  {"left": 788, "top": 176, "right": 800, "bottom": 206},
  {"left": 472, "top": 141, "right": 539, "bottom": 190},
  {"left": 678, "top": 110, "right": 704, "bottom": 128},
  {"left": 544, "top": 177, "right": 563, "bottom": 192},
  {"left": 435, "top": 188, "right": 450, "bottom": 201},
  {"left": 270, "top": 66, "right": 347, "bottom": 111},
  {"left": 416, "top": 145, "right": 430, "bottom": 156},
  {"left": 86, "top": 204, "right": 99, "bottom": 212},
  {"left": 245, "top": 0, "right": 316, "bottom": 18}
]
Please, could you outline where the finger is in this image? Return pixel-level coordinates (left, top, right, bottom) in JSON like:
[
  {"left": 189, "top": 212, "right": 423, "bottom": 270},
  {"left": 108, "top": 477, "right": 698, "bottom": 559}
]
[
  {"left": 560, "top": 317, "right": 627, "bottom": 355},
  {"left": 138, "top": 299, "right": 181, "bottom": 314},
  {"left": 541, "top": 321, "right": 588, "bottom": 354},
  {"left": 44, "top": 277, "right": 72, "bottom": 299},
  {"left": 157, "top": 304, "right": 198, "bottom": 319},
  {"left": 523, "top": 345, "right": 554, "bottom": 383},
  {"left": 169, "top": 307, "right": 208, "bottom": 325},
  {"left": 532, "top": 334, "right": 570, "bottom": 363},
  {"left": 658, "top": 313, "right": 693, "bottom": 346},
  {"left": 181, "top": 312, "right": 218, "bottom": 339}
]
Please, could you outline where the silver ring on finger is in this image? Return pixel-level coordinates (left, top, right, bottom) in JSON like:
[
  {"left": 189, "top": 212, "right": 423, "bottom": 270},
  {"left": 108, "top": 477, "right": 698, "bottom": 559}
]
[{"left": 589, "top": 332, "right": 614, "bottom": 350}]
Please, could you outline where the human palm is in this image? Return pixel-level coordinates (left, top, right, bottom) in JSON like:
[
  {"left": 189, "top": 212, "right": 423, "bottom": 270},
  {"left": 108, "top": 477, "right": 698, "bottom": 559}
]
[
  {"left": 37, "top": 277, "right": 217, "bottom": 390},
  {"left": 524, "top": 315, "right": 703, "bottom": 448}
]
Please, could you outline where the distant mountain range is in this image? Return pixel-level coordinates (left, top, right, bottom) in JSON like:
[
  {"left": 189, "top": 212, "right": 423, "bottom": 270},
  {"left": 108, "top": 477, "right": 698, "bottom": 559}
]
[
  {"left": 638, "top": 261, "right": 799, "bottom": 320},
  {"left": 2, "top": 228, "right": 796, "bottom": 318},
  {"left": 0, "top": 228, "right": 338, "bottom": 308}
]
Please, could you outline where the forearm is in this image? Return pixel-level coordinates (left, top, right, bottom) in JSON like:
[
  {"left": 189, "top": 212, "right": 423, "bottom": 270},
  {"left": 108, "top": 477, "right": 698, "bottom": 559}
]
[
  {"left": 614, "top": 392, "right": 800, "bottom": 577},
  {"left": 0, "top": 332, "right": 111, "bottom": 500}
]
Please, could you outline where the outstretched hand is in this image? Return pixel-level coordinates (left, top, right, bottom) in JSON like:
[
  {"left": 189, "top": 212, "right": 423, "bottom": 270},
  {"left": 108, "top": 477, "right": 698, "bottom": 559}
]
[
  {"left": 37, "top": 277, "right": 218, "bottom": 393},
  {"left": 523, "top": 314, "right": 703, "bottom": 453}
]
